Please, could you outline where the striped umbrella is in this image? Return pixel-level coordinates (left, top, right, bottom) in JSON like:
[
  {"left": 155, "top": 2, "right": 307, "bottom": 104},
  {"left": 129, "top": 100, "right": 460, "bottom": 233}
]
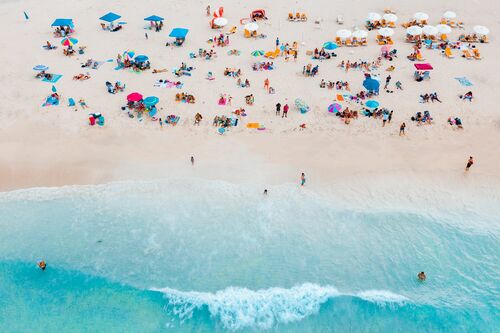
[
  {"left": 328, "top": 103, "right": 342, "bottom": 113},
  {"left": 251, "top": 50, "right": 264, "bottom": 57},
  {"left": 61, "top": 37, "right": 78, "bottom": 47},
  {"left": 33, "top": 65, "right": 49, "bottom": 71}
]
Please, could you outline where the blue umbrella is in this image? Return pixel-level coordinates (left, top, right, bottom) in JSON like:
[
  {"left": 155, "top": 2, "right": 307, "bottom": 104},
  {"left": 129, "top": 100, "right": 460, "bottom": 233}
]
[
  {"left": 134, "top": 55, "right": 149, "bottom": 63},
  {"left": 365, "top": 100, "right": 380, "bottom": 109},
  {"left": 100, "top": 12, "right": 121, "bottom": 22},
  {"left": 33, "top": 65, "right": 49, "bottom": 71},
  {"left": 148, "top": 108, "right": 158, "bottom": 117},
  {"left": 322, "top": 42, "right": 338, "bottom": 50},
  {"left": 144, "top": 96, "right": 159, "bottom": 106},
  {"left": 144, "top": 15, "right": 164, "bottom": 22},
  {"left": 169, "top": 28, "right": 189, "bottom": 39},
  {"left": 51, "top": 85, "right": 57, "bottom": 92},
  {"left": 363, "top": 78, "right": 380, "bottom": 92}
]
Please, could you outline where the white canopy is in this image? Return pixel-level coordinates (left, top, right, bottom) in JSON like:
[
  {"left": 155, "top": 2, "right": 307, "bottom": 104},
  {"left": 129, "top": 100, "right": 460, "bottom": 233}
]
[
  {"left": 352, "top": 29, "right": 368, "bottom": 38},
  {"left": 414, "top": 12, "right": 429, "bottom": 21},
  {"left": 382, "top": 13, "right": 398, "bottom": 22},
  {"left": 422, "top": 25, "right": 438, "bottom": 36},
  {"left": 366, "top": 12, "right": 381, "bottom": 22},
  {"left": 336, "top": 29, "right": 352, "bottom": 39},
  {"left": 435, "top": 24, "right": 452, "bottom": 34},
  {"left": 442, "top": 11, "right": 457, "bottom": 19},
  {"left": 473, "top": 25, "right": 489, "bottom": 36},
  {"left": 406, "top": 26, "right": 423, "bottom": 36},
  {"left": 244, "top": 22, "right": 259, "bottom": 32},
  {"left": 213, "top": 17, "right": 228, "bottom": 27},
  {"left": 378, "top": 27, "right": 394, "bottom": 37}
]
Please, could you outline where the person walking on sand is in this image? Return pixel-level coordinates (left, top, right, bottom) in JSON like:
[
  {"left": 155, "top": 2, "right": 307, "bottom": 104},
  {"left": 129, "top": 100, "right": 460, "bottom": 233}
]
[
  {"left": 145, "top": 32, "right": 148, "bottom": 40},
  {"left": 276, "top": 37, "right": 280, "bottom": 47},
  {"left": 191, "top": 156, "right": 195, "bottom": 165},
  {"left": 264, "top": 78, "right": 270, "bottom": 92},
  {"left": 282, "top": 103, "right": 289, "bottom": 118},
  {"left": 388, "top": 110, "right": 393, "bottom": 124},
  {"left": 206, "top": 5, "right": 211, "bottom": 16},
  {"left": 465, "top": 156, "right": 474, "bottom": 171},
  {"left": 384, "top": 75, "right": 391, "bottom": 90},
  {"left": 399, "top": 122, "right": 406, "bottom": 136},
  {"left": 301, "top": 173, "right": 306, "bottom": 186},
  {"left": 276, "top": 102, "right": 281, "bottom": 116}
]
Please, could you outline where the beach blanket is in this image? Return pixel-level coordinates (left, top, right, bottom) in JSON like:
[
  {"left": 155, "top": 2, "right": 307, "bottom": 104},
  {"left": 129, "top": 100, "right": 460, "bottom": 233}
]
[
  {"left": 90, "top": 61, "right": 105, "bottom": 70},
  {"left": 42, "top": 96, "right": 59, "bottom": 107},
  {"left": 455, "top": 77, "right": 473, "bottom": 86},
  {"left": 42, "top": 74, "right": 62, "bottom": 83},
  {"left": 114, "top": 64, "right": 124, "bottom": 70},
  {"left": 154, "top": 80, "right": 183, "bottom": 89},
  {"left": 68, "top": 98, "right": 75, "bottom": 107}
]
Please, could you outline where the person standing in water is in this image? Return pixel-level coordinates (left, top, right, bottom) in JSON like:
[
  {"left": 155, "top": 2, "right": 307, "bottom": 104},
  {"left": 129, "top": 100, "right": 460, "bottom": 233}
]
[
  {"left": 263, "top": 189, "right": 268, "bottom": 195},
  {"left": 301, "top": 173, "right": 306, "bottom": 186},
  {"left": 190, "top": 156, "right": 195, "bottom": 165},
  {"left": 38, "top": 261, "right": 46, "bottom": 271},
  {"left": 418, "top": 271, "right": 426, "bottom": 281},
  {"left": 465, "top": 156, "right": 474, "bottom": 171}
]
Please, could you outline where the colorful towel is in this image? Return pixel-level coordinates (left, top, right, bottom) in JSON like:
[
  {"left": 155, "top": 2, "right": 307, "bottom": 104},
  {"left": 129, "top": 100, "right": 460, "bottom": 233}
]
[
  {"left": 455, "top": 77, "right": 473, "bottom": 86},
  {"left": 68, "top": 98, "right": 75, "bottom": 107},
  {"left": 42, "top": 96, "right": 59, "bottom": 107},
  {"left": 42, "top": 74, "right": 62, "bottom": 83}
]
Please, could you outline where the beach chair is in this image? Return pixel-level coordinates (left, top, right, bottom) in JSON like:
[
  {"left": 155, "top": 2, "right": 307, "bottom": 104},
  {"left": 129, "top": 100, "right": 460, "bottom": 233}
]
[
  {"left": 388, "top": 22, "right": 396, "bottom": 28},
  {"left": 288, "top": 13, "right": 294, "bottom": 21},
  {"left": 444, "top": 47, "right": 454, "bottom": 58},
  {"left": 440, "top": 34, "right": 448, "bottom": 42},
  {"left": 352, "top": 37, "right": 359, "bottom": 46},
  {"left": 345, "top": 38, "right": 352, "bottom": 46},
  {"left": 244, "top": 29, "right": 251, "bottom": 38},
  {"left": 387, "top": 37, "right": 394, "bottom": 45},
  {"left": 335, "top": 37, "right": 342, "bottom": 46},
  {"left": 472, "top": 49, "right": 482, "bottom": 60},
  {"left": 462, "top": 49, "right": 473, "bottom": 60},
  {"left": 416, "top": 53, "right": 425, "bottom": 61},
  {"left": 361, "top": 38, "right": 368, "bottom": 46},
  {"left": 422, "top": 71, "right": 431, "bottom": 80}
]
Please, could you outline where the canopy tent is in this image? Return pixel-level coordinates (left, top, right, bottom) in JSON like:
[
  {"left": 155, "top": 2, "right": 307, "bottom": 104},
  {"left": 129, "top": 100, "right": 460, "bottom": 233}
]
[
  {"left": 134, "top": 55, "right": 149, "bottom": 63},
  {"left": 100, "top": 12, "right": 121, "bottom": 23},
  {"left": 51, "top": 18, "right": 74, "bottom": 27},
  {"left": 169, "top": 28, "right": 189, "bottom": 38},
  {"left": 414, "top": 63, "right": 433, "bottom": 70},
  {"left": 144, "top": 15, "right": 164, "bottom": 22},
  {"left": 366, "top": 12, "right": 381, "bottom": 22}
]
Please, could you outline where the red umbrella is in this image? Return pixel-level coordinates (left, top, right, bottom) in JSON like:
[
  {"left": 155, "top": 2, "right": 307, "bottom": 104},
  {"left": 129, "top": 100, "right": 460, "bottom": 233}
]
[{"left": 127, "top": 92, "right": 143, "bottom": 102}]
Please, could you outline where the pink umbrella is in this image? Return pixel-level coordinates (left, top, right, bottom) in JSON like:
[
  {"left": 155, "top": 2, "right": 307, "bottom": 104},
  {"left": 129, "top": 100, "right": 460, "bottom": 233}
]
[
  {"left": 381, "top": 45, "right": 391, "bottom": 53},
  {"left": 127, "top": 92, "right": 143, "bottom": 102}
]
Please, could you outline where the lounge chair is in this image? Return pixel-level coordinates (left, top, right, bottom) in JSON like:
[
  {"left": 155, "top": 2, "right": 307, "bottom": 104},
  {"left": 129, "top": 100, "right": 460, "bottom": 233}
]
[
  {"left": 300, "top": 13, "right": 307, "bottom": 21},
  {"left": 288, "top": 13, "right": 294, "bottom": 21},
  {"left": 244, "top": 29, "right": 251, "bottom": 38},
  {"left": 444, "top": 47, "right": 454, "bottom": 58},
  {"left": 335, "top": 37, "right": 342, "bottom": 46},
  {"left": 416, "top": 53, "right": 425, "bottom": 61},
  {"left": 387, "top": 37, "right": 394, "bottom": 45},
  {"left": 352, "top": 37, "right": 359, "bottom": 46},
  {"left": 345, "top": 38, "right": 352, "bottom": 46},
  {"left": 440, "top": 34, "right": 448, "bottom": 42},
  {"left": 472, "top": 49, "right": 482, "bottom": 60},
  {"left": 361, "top": 38, "right": 368, "bottom": 46},
  {"left": 462, "top": 49, "right": 473, "bottom": 60}
]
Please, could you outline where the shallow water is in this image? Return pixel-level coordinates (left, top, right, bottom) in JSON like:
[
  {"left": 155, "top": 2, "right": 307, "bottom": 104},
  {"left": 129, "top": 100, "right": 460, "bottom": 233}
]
[{"left": 0, "top": 180, "right": 498, "bottom": 332}]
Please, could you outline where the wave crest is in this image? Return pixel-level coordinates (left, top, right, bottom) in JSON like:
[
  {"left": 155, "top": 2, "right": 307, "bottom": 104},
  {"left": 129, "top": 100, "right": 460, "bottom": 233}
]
[{"left": 152, "top": 283, "right": 408, "bottom": 330}]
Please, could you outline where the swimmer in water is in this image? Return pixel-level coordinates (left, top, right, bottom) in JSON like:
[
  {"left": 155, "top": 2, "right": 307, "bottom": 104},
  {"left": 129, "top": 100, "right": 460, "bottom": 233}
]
[
  {"left": 38, "top": 261, "right": 46, "bottom": 271},
  {"left": 263, "top": 189, "right": 268, "bottom": 195},
  {"left": 418, "top": 271, "right": 426, "bottom": 281}
]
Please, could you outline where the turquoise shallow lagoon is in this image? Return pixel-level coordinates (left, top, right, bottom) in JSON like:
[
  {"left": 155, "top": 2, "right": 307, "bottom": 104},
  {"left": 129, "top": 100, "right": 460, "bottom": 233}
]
[{"left": 0, "top": 180, "right": 498, "bottom": 332}]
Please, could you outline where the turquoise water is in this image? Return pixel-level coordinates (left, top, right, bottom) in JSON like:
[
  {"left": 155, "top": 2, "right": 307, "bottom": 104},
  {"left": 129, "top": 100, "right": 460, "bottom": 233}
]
[{"left": 0, "top": 180, "right": 498, "bottom": 332}]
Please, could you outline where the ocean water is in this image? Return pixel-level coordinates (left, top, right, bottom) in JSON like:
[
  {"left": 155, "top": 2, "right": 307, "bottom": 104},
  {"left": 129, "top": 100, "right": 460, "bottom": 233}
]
[{"left": 0, "top": 180, "right": 498, "bottom": 332}]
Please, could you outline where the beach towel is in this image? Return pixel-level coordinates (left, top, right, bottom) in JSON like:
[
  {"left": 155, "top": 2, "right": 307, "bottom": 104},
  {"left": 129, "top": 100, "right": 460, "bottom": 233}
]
[
  {"left": 68, "top": 98, "right": 75, "bottom": 107},
  {"left": 114, "top": 64, "right": 124, "bottom": 70},
  {"left": 42, "top": 74, "right": 62, "bottom": 83},
  {"left": 455, "top": 77, "right": 473, "bottom": 86},
  {"left": 336, "top": 94, "right": 344, "bottom": 102},
  {"left": 42, "top": 96, "right": 59, "bottom": 107},
  {"left": 91, "top": 61, "right": 105, "bottom": 70}
]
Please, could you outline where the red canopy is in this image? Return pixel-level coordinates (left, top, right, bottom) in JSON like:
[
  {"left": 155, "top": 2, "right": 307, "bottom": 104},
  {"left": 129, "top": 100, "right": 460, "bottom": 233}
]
[
  {"left": 414, "top": 63, "right": 433, "bottom": 70},
  {"left": 127, "top": 92, "right": 143, "bottom": 102}
]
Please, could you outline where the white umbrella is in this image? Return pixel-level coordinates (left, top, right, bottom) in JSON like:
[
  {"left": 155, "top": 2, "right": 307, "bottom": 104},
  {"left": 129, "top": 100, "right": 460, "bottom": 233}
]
[
  {"left": 473, "top": 25, "right": 489, "bottom": 36},
  {"left": 244, "top": 22, "right": 259, "bottom": 32},
  {"left": 435, "top": 24, "right": 452, "bottom": 34},
  {"left": 406, "top": 26, "right": 423, "bottom": 36},
  {"left": 442, "top": 11, "right": 456, "bottom": 19},
  {"left": 422, "top": 25, "right": 438, "bottom": 36},
  {"left": 383, "top": 13, "right": 398, "bottom": 22},
  {"left": 366, "top": 12, "right": 381, "bottom": 22},
  {"left": 414, "top": 12, "right": 429, "bottom": 21},
  {"left": 213, "top": 17, "right": 228, "bottom": 27},
  {"left": 378, "top": 27, "right": 394, "bottom": 37},
  {"left": 352, "top": 29, "right": 368, "bottom": 38},
  {"left": 336, "top": 29, "right": 352, "bottom": 39}
]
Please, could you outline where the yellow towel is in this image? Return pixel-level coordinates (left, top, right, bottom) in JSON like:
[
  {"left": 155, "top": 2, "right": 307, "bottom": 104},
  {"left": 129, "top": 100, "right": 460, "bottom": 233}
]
[{"left": 247, "top": 123, "right": 260, "bottom": 128}]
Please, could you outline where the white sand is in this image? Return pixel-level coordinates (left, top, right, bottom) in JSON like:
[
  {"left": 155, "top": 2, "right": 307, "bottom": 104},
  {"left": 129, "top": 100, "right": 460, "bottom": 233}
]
[{"left": 0, "top": 0, "right": 499, "bottom": 191}]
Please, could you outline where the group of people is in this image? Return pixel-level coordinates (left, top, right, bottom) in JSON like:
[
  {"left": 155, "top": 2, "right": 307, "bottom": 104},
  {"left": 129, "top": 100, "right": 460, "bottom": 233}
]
[
  {"left": 54, "top": 26, "right": 72, "bottom": 37},
  {"left": 252, "top": 62, "right": 275, "bottom": 71},
  {"left": 148, "top": 20, "right": 164, "bottom": 32},
  {"left": 236, "top": 78, "right": 251, "bottom": 88},
  {"left": 213, "top": 115, "right": 237, "bottom": 128},
  {"left": 105, "top": 81, "right": 125, "bottom": 94},
  {"left": 419, "top": 92, "right": 442, "bottom": 103},
  {"left": 411, "top": 111, "right": 433, "bottom": 125},
  {"left": 208, "top": 33, "right": 229, "bottom": 47},
  {"left": 338, "top": 60, "right": 378, "bottom": 72},
  {"left": 175, "top": 92, "right": 196, "bottom": 103},
  {"left": 320, "top": 80, "right": 350, "bottom": 91},
  {"left": 195, "top": 48, "right": 217, "bottom": 60},
  {"left": 224, "top": 68, "right": 241, "bottom": 77},
  {"left": 313, "top": 47, "right": 336, "bottom": 60},
  {"left": 303, "top": 63, "right": 319, "bottom": 76}
]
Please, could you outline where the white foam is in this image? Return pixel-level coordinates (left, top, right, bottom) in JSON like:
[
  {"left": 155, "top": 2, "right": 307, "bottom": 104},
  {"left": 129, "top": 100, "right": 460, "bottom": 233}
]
[{"left": 152, "top": 283, "right": 408, "bottom": 331}]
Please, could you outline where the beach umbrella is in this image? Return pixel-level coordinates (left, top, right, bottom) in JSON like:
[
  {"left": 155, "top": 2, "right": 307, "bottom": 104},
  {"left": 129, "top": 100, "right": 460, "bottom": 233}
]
[
  {"left": 442, "top": 11, "right": 456, "bottom": 19},
  {"left": 61, "top": 37, "right": 78, "bottom": 46},
  {"left": 336, "top": 29, "right": 352, "bottom": 39},
  {"left": 123, "top": 50, "right": 135, "bottom": 59},
  {"left": 328, "top": 103, "right": 342, "bottom": 113},
  {"left": 365, "top": 100, "right": 379, "bottom": 109},
  {"left": 381, "top": 45, "right": 391, "bottom": 53},
  {"left": 144, "top": 15, "right": 164, "bottom": 22},
  {"left": 144, "top": 96, "right": 159, "bottom": 106},
  {"left": 33, "top": 65, "right": 49, "bottom": 71},
  {"left": 251, "top": 50, "right": 265, "bottom": 56},
  {"left": 363, "top": 78, "right": 380, "bottom": 91},
  {"left": 134, "top": 55, "right": 149, "bottom": 63},
  {"left": 169, "top": 28, "right": 189, "bottom": 38},
  {"left": 473, "top": 25, "right": 489, "bottom": 36},
  {"left": 352, "top": 30, "right": 368, "bottom": 39},
  {"left": 378, "top": 28, "right": 394, "bottom": 37},
  {"left": 422, "top": 25, "right": 438, "bottom": 36},
  {"left": 51, "top": 85, "right": 57, "bottom": 93},
  {"left": 127, "top": 92, "right": 143, "bottom": 102},
  {"left": 436, "top": 24, "right": 452, "bottom": 34},
  {"left": 213, "top": 17, "right": 228, "bottom": 27},
  {"left": 322, "top": 41, "right": 338, "bottom": 50},
  {"left": 382, "top": 13, "right": 398, "bottom": 22},
  {"left": 244, "top": 22, "right": 259, "bottom": 32},
  {"left": 406, "top": 26, "right": 423, "bottom": 36},
  {"left": 148, "top": 108, "right": 158, "bottom": 117},
  {"left": 414, "top": 12, "right": 429, "bottom": 21},
  {"left": 366, "top": 12, "right": 381, "bottom": 22}
]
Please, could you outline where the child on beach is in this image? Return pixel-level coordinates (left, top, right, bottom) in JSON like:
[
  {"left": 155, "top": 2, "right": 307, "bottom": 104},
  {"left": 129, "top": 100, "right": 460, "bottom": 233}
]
[{"left": 301, "top": 173, "right": 306, "bottom": 186}]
